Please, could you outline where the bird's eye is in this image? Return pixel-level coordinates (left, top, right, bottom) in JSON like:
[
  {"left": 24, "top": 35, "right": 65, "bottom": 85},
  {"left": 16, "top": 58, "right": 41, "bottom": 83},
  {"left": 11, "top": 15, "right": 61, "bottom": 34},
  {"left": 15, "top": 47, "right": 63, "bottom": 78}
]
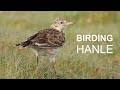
[{"left": 60, "top": 22, "right": 64, "bottom": 24}]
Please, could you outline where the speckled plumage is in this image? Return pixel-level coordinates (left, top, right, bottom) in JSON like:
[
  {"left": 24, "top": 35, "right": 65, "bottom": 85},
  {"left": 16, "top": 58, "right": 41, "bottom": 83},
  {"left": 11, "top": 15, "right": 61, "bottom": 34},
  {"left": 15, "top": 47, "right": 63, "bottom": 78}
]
[{"left": 14, "top": 17, "right": 74, "bottom": 74}]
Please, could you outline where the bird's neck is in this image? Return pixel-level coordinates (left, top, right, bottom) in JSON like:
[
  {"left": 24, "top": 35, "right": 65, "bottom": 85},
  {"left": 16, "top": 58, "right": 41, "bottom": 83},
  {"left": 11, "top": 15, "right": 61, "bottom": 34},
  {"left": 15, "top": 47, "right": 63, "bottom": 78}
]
[{"left": 50, "top": 25, "right": 64, "bottom": 32}]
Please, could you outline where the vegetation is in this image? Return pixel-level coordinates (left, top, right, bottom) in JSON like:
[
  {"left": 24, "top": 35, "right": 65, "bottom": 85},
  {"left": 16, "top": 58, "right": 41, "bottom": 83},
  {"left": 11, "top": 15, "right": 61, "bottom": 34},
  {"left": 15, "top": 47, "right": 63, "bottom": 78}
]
[{"left": 0, "top": 11, "right": 120, "bottom": 79}]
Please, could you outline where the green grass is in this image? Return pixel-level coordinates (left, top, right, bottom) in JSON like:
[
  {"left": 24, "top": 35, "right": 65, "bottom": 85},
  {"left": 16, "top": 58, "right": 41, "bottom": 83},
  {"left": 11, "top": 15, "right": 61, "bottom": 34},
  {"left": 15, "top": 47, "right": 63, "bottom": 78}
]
[{"left": 0, "top": 11, "right": 120, "bottom": 79}]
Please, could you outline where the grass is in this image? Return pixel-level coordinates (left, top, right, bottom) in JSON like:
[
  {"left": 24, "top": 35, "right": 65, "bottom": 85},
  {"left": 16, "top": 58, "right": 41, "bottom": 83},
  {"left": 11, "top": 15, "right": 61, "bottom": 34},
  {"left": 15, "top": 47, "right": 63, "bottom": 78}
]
[{"left": 0, "top": 11, "right": 120, "bottom": 79}]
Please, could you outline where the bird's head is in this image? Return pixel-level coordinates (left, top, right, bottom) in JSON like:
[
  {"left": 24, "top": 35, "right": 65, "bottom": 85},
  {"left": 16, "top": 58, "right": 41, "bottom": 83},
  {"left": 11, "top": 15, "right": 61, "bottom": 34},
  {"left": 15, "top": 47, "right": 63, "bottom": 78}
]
[{"left": 50, "top": 17, "right": 74, "bottom": 32}]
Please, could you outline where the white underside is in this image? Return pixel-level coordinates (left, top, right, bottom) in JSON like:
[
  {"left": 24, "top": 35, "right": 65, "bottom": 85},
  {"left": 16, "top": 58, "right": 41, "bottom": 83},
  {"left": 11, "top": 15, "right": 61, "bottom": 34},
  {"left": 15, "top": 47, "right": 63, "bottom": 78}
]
[{"left": 31, "top": 46, "right": 62, "bottom": 63}]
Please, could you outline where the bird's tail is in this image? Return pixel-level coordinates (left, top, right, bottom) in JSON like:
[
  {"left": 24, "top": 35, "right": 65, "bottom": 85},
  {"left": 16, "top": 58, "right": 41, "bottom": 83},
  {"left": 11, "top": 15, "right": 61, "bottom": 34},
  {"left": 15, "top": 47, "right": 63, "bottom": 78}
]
[{"left": 13, "top": 41, "right": 32, "bottom": 49}]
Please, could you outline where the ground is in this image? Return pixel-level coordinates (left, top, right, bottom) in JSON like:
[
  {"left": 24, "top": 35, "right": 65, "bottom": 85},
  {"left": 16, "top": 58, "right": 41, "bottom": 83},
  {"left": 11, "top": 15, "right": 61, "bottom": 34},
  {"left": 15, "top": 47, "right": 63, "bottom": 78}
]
[{"left": 0, "top": 11, "right": 120, "bottom": 79}]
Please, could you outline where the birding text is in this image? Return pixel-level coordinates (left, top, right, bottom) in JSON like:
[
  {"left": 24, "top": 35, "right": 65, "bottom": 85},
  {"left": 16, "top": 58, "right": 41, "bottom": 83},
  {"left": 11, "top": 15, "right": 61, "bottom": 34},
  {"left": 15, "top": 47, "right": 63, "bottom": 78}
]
[{"left": 76, "top": 35, "right": 113, "bottom": 54}]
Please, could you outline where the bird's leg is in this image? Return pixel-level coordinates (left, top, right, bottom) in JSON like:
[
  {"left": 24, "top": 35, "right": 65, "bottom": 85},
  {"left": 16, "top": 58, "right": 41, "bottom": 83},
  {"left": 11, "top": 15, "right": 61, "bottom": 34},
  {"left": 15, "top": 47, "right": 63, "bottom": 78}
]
[
  {"left": 50, "top": 57, "right": 57, "bottom": 75},
  {"left": 50, "top": 58, "right": 60, "bottom": 79},
  {"left": 36, "top": 53, "right": 39, "bottom": 66},
  {"left": 51, "top": 61, "right": 56, "bottom": 75},
  {"left": 33, "top": 49, "right": 39, "bottom": 66}
]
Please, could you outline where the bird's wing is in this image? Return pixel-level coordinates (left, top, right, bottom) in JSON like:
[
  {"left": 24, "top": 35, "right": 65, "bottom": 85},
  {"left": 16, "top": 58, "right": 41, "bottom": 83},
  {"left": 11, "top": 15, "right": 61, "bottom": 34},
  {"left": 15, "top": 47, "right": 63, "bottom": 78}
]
[
  {"left": 27, "top": 33, "right": 39, "bottom": 41},
  {"left": 47, "top": 31, "right": 66, "bottom": 47},
  {"left": 28, "top": 29, "right": 66, "bottom": 48}
]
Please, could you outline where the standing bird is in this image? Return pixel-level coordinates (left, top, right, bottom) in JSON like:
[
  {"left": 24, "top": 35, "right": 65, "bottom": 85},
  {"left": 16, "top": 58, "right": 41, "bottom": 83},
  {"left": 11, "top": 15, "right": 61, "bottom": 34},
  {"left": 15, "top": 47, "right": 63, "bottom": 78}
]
[{"left": 14, "top": 17, "right": 74, "bottom": 74}]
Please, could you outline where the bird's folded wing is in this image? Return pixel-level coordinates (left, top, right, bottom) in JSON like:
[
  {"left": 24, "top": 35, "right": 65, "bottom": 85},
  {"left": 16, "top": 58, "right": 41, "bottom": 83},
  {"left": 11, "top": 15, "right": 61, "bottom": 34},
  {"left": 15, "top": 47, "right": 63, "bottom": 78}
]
[
  {"left": 27, "top": 33, "right": 39, "bottom": 41},
  {"left": 47, "top": 32, "right": 66, "bottom": 47},
  {"left": 27, "top": 29, "right": 66, "bottom": 48}
]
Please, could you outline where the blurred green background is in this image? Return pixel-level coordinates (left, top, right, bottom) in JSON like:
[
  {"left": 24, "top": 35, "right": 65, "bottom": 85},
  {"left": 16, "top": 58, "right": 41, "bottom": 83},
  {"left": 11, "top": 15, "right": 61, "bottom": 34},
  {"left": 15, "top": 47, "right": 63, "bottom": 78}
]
[{"left": 0, "top": 11, "right": 120, "bottom": 79}]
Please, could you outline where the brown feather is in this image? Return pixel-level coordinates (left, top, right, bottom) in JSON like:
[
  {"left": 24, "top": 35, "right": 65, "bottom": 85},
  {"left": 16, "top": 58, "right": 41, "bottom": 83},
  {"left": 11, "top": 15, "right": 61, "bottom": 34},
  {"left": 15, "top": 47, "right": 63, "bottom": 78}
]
[{"left": 18, "top": 28, "right": 66, "bottom": 48}]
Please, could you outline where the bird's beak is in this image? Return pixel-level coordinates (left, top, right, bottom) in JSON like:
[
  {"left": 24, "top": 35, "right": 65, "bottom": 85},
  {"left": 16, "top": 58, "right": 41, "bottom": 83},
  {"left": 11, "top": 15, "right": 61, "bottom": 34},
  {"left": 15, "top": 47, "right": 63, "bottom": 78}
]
[{"left": 67, "top": 22, "right": 75, "bottom": 25}]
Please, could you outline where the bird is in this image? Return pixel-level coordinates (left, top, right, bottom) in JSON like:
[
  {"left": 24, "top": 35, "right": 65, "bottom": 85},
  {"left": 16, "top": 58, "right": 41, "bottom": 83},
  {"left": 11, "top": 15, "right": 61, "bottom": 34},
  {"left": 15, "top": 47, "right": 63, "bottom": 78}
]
[{"left": 14, "top": 17, "right": 74, "bottom": 74}]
